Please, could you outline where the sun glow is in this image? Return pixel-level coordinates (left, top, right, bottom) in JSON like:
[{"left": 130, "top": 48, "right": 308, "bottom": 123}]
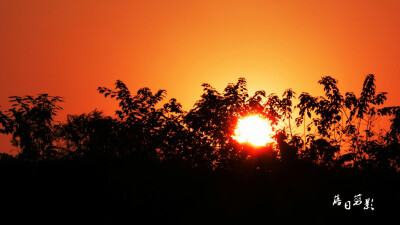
[{"left": 232, "top": 115, "right": 274, "bottom": 146}]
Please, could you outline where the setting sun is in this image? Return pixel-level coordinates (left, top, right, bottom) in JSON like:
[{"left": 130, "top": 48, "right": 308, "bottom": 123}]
[{"left": 232, "top": 115, "right": 274, "bottom": 147}]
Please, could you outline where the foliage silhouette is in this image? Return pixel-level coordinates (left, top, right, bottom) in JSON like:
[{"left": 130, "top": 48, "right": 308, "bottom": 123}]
[
  {"left": 0, "top": 94, "right": 63, "bottom": 160},
  {"left": 293, "top": 74, "right": 399, "bottom": 169},
  {"left": 97, "top": 80, "right": 186, "bottom": 160},
  {"left": 57, "top": 110, "right": 121, "bottom": 158},
  {"left": 0, "top": 75, "right": 398, "bottom": 171},
  {"left": 185, "top": 78, "right": 287, "bottom": 170},
  {"left": 0, "top": 75, "right": 399, "bottom": 224}
]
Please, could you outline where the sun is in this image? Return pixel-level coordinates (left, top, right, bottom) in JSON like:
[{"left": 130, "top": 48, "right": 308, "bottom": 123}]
[{"left": 232, "top": 115, "right": 274, "bottom": 146}]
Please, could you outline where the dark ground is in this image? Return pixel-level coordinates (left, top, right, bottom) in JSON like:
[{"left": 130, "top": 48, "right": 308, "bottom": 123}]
[{"left": 1, "top": 157, "right": 399, "bottom": 224}]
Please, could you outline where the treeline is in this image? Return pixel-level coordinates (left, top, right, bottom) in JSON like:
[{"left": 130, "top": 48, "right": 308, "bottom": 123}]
[{"left": 0, "top": 74, "right": 399, "bottom": 171}]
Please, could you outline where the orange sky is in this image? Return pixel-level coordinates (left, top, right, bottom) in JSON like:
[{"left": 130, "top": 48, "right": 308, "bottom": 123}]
[{"left": 1, "top": 0, "right": 399, "bottom": 154}]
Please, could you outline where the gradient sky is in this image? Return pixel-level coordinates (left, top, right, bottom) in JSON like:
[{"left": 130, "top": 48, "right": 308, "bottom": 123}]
[{"left": 1, "top": 0, "right": 399, "bottom": 154}]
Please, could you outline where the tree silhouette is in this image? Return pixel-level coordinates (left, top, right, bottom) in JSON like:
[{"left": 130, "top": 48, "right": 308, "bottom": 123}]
[
  {"left": 98, "top": 80, "right": 185, "bottom": 160},
  {"left": 375, "top": 106, "right": 400, "bottom": 170},
  {"left": 293, "top": 74, "right": 398, "bottom": 169},
  {"left": 57, "top": 110, "right": 120, "bottom": 158},
  {"left": 1, "top": 75, "right": 399, "bottom": 225},
  {"left": 275, "top": 131, "right": 298, "bottom": 164},
  {"left": 0, "top": 94, "right": 63, "bottom": 160},
  {"left": 0, "top": 75, "right": 397, "bottom": 171},
  {"left": 185, "top": 78, "right": 282, "bottom": 169}
]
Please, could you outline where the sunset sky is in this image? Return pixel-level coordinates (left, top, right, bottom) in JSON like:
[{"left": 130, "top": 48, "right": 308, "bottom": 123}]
[{"left": 1, "top": 0, "right": 399, "bottom": 153}]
